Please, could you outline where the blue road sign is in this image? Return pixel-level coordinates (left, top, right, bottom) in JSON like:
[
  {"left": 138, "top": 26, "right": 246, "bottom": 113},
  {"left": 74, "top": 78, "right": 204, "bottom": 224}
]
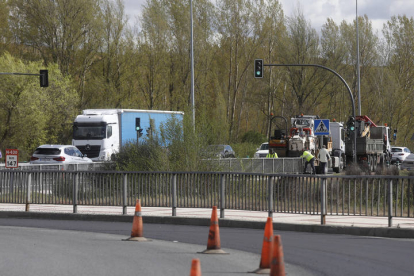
[{"left": 314, "top": 119, "right": 330, "bottom": 135}]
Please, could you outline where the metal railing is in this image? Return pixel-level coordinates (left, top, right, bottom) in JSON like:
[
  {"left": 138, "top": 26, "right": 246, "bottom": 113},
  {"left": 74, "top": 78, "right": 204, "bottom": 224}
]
[
  {"left": 1, "top": 169, "right": 413, "bottom": 226},
  {"left": 204, "top": 158, "right": 303, "bottom": 173},
  {"left": 0, "top": 163, "right": 105, "bottom": 171}
]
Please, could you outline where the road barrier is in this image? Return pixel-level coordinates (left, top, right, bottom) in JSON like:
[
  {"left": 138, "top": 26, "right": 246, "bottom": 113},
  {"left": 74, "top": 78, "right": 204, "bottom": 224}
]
[
  {"left": 0, "top": 170, "right": 413, "bottom": 227},
  {"left": 203, "top": 158, "right": 303, "bottom": 174}
]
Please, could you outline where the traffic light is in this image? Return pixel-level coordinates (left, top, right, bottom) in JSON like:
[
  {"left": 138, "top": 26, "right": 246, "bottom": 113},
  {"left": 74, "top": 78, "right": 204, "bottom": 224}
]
[
  {"left": 349, "top": 117, "right": 355, "bottom": 131},
  {"left": 135, "top": 118, "right": 143, "bottom": 137},
  {"left": 40, "top": 70, "right": 48, "bottom": 87},
  {"left": 254, "top": 59, "right": 263, "bottom": 78}
]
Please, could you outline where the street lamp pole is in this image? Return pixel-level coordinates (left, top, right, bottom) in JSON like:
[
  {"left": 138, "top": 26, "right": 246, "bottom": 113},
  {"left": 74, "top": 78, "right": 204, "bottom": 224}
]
[
  {"left": 190, "top": 0, "right": 195, "bottom": 131},
  {"left": 356, "top": 0, "right": 361, "bottom": 116}
]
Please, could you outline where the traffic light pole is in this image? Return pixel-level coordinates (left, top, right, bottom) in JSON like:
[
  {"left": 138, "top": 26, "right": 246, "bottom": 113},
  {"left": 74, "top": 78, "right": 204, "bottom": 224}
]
[
  {"left": 264, "top": 63, "right": 357, "bottom": 164},
  {"left": 0, "top": 70, "right": 48, "bottom": 87}
]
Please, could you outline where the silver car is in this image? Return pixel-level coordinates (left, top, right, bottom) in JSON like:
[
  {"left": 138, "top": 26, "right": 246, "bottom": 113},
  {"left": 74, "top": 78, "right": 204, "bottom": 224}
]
[{"left": 30, "top": 145, "right": 92, "bottom": 164}]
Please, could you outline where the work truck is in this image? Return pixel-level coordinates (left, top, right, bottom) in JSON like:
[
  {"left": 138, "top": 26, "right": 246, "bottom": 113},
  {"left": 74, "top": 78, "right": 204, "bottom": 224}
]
[
  {"left": 344, "top": 115, "right": 392, "bottom": 171},
  {"left": 72, "top": 109, "right": 184, "bottom": 161}
]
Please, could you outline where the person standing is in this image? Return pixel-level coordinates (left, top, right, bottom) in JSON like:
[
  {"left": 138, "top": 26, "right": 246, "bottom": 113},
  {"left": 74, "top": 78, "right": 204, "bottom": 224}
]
[
  {"left": 301, "top": 149, "right": 316, "bottom": 174},
  {"left": 266, "top": 148, "right": 278, "bottom": 158},
  {"left": 317, "top": 145, "right": 330, "bottom": 174}
]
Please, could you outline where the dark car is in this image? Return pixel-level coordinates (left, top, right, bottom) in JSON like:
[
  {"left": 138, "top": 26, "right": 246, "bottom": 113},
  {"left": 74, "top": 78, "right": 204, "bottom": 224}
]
[{"left": 203, "top": 145, "right": 236, "bottom": 159}]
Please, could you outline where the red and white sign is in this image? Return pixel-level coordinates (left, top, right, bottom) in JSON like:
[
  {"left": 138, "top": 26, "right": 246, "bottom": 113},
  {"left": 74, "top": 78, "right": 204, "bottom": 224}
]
[{"left": 5, "top": 149, "right": 19, "bottom": 168}]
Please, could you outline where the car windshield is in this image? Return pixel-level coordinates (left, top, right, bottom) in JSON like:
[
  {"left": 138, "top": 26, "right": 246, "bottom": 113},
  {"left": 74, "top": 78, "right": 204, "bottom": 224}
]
[
  {"left": 392, "top": 148, "right": 402, "bottom": 153},
  {"left": 260, "top": 144, "right": 269, "bottom": 150},
  {"left": 34, "top": 148, "right": 61, "bottom": 155}
]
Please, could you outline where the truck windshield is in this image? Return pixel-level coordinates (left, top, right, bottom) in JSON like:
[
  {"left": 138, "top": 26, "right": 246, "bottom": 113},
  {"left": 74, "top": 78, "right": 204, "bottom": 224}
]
[{"left": 73, "top": 124, "right": 106, "bottom": 140}]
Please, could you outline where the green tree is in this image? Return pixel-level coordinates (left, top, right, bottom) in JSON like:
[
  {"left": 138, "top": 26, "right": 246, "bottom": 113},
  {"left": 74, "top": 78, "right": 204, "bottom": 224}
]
[{"left": 0, "top": 53, "right": 78, "bottom": 160}]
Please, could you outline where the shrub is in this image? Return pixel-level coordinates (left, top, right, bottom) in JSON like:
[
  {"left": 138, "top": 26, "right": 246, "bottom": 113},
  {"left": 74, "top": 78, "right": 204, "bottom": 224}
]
[{"left": 241, "top": 131, "right": 266, "bottom": 145}]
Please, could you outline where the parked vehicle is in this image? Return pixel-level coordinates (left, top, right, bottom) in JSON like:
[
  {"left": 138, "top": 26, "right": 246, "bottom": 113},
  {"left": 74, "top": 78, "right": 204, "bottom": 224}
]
[
  {"left": 391, "top": 147, "right": 411, "bottom": 164},
  {"left": 30, "top": 145, "right": 92, "bottom": 164},
  {"left": 202, "top": 145, "right": 236, "bottom": 159},
  {"left": 401, "top": 153, "right": 414, "bottom": 170},
  {"left": 72, "top": 109, "right": 184, "bottom": 161},
  {"left": 254, "top": 142, "right": 269, "bottom": 158}
]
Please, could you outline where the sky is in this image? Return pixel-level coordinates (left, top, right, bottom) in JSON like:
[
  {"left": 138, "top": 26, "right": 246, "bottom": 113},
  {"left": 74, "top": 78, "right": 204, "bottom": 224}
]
[{"left": 123, "top": 0, "right": 414, "bottom": 36}]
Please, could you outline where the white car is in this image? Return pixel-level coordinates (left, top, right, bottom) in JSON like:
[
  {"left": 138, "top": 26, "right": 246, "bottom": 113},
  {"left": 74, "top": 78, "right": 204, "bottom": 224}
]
[
  {"left": 401, "top": 153, "right": 414, "bottom": 170},
  {"left": 254, "top": 142, "right": 269, "bottom": 158},
  {"left": 391, "top": 147, "right": 411, "bottom": 164},
  {"left": 30, "top": 145, "right": 93, "bottom": 164}
]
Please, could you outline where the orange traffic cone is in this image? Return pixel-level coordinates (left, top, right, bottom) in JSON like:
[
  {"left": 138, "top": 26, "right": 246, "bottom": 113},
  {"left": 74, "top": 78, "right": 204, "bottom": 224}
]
[
  {"left": 269, "top": 235, "right": 285, "bottom": 276},
  {"left": 251, "top": 217, "right": 273, "bottom": 274},
  {"left": 125, "top": 199, "right": 150, "bottom": 241},
  {"left": 189, "top": 259, "right": 202, "bottom": 276},
  {"left": 200, "top": 206, "right": 227, "bottom": 254}
]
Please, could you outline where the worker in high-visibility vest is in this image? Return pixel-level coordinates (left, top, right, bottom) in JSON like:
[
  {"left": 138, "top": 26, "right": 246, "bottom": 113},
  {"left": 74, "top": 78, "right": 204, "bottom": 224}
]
[
  {"left": 301, "top": 149, "right": 316, "bottom": 174},
  {"left": 266, "top": 148, "right": 278, "bottom": 158}
]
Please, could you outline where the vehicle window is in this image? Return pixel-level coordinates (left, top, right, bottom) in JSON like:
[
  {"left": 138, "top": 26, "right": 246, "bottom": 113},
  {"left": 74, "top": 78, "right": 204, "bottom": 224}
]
[
  {"left": 65, "top": 147, "right": 75, "bottom": 156},
  {"left": 260, "top": 144, "right": 269, "bottom": 150},
  {"left": 405, "top": 148, "right": 411, "bottom": 153},
  {"left": 392, "top": 148, "right": 402, "bottom": 153},
  {"left": 34, "top": 148, "right": 61, "bottom": 155},
  {"left": 74, "top": 148, "right": 83, "bottom": 157},
  {"left": 73, "top": 124, "right": 106, "bottom": 140},
  {"left": 107, "top": 126, "right": 112, "bottom": 138}
]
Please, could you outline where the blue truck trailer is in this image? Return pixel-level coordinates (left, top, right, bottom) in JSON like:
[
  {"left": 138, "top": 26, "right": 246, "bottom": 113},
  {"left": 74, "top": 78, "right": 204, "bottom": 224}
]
[{"left": 72, "top": 109, "right": 184, "bottom": 161}]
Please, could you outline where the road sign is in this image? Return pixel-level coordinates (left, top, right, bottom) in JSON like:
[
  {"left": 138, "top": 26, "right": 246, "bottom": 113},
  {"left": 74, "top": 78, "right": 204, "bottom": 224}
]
[
  {"left": 5, "top": 149, "right": 19, "bottom": 168},
  {"left": 314, "top": 119, "right": 330, "bottom": 135}
]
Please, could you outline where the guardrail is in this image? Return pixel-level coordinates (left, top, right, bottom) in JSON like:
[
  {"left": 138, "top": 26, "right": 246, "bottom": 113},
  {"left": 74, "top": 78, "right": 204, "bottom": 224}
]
[
  {"left": 203, "top": 158, "right": 303, "bottom": 173},
  {"left": 1, "top": 170, "right": 413, "bottom": 226},
  {"left": 0, "top": 158, "right": 302, "bottom": 173},
  {"left": 0, "top": 163, "right": 105, "bottom": 171}
]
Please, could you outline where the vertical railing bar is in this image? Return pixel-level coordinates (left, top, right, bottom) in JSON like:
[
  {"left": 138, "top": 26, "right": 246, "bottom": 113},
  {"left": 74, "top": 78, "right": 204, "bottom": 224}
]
[
  {"left": 401, "top": 179, "right": 404, "bottom": 217},
  {"left": 354, "top": 179, "right": 356, "bottom": 215},
  {"left": 321, "top": 177, "right": 326, "bottom": 225},
  {"left": 388, "top": 178, "right": 393, "bottom": 227},
  {"left": 25, "top": 173, "right": 31, "bottom": 212},
  {"left": 172, "top": 173, "right": 177, "bottom": 216},
  {"left": 365, "top": 179, "right": 368, "bottom": 216},
  {"left": 359, "top": 178, "right": 362, "bottom": 215},
  {"left": 371, "top": 179, "right": 374, "bottom": 216},
  {"left": 395, "top": 179, "right": 398, "bottom": 217},
  {"left": 123, "top": 174, "right": 127, "bottom": 215},
  {"left": 268, "top": 175, "right": 273, "bottom": 218},
  {"left": 384, "top": 178, "right": 387, "bottom": 216},
  {"left": 377, "top": 179, "right": 381, "bottom": 216},
  {"left": 73, "top": 172, "right": 78, "bottom": 213},
  {"left": 407, "top": 179, "right": 411, "bottom": 218}
]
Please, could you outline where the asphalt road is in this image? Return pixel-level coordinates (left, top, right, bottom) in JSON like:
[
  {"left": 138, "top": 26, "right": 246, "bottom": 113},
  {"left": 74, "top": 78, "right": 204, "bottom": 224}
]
[{"left": 1, "top": 218, "right": 414, "bottom": 276}]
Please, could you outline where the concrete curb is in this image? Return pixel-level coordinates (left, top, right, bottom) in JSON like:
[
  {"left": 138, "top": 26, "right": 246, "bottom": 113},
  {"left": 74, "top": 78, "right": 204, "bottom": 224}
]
[{"left": 1, "top": 211, "right": 413, "bottom": 239}]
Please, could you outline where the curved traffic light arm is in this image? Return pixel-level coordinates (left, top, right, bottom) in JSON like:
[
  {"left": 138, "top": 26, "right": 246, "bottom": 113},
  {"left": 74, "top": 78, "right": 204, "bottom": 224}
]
[{"left": 264, "top": 63, "right": 357, "bottom": 164}]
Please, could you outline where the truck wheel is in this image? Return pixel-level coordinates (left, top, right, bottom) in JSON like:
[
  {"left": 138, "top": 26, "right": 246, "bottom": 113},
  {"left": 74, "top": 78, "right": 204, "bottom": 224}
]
[
  {"left": 371, "top": 156, "right": 375, "bottom": 172},
  {"left": 373, "top": 155, "right": 378, "bottom": 171}
]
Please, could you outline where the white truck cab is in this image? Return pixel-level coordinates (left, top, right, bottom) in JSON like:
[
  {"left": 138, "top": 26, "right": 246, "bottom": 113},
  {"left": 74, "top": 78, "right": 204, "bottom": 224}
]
[{"left": 72, "top": 110, "right": 120, "bottom": 161}]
